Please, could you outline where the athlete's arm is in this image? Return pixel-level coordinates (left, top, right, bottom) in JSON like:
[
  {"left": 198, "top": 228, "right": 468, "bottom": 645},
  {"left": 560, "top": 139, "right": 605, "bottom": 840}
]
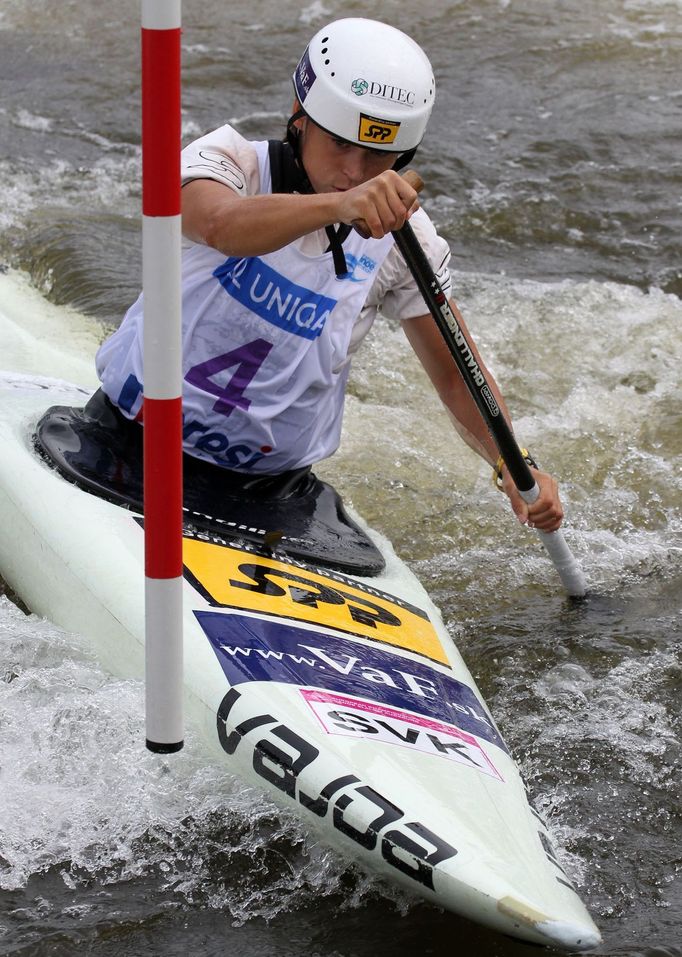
[
  {"left": 181, "top": 171, "right": 419, "bottom": 256},
  {"left": 402, "top": 309, "right": 564, "bottom": 531}
]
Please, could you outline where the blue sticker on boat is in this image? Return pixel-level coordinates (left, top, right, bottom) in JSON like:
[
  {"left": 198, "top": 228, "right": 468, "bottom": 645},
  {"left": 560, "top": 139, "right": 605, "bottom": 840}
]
[{"left": 197, "top": 610, "right": 508, "bottom": 753}]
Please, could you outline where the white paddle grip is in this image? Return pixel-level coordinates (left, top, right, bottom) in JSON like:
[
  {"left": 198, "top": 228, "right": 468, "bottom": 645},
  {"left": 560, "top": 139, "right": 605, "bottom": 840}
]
[{"left": 519, "top": 483, "right": 587, "bottom": 597}]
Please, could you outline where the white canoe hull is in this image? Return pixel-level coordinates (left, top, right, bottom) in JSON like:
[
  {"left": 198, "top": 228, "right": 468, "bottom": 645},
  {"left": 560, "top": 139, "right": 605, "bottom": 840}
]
[{"left": 0, "top": 371, "right": 601, "bottom": 951}]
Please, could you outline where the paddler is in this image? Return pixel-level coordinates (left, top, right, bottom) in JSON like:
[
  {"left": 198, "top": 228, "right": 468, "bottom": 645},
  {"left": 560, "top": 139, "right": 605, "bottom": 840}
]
[{"left": 95, "top": 17, "right": 563, "bottom": 533}]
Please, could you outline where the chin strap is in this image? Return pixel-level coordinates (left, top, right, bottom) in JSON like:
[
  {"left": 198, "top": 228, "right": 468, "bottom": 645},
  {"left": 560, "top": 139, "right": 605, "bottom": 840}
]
[
  {"left": 391, "top": 147, "right": 418, "bottom": 171},
  {"left": 324, "top": 224, "right": 351, "bottom": 276},
  {"left": 274, "top": 115, "right": 350, "bottom": 276},
  {"left": 322, "top": 142, "right": 417, "bottom": 275}
]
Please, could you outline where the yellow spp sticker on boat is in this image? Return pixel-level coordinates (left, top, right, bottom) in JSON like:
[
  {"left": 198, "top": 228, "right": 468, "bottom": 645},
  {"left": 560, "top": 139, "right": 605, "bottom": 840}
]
[{"left": 183, "top": 538, "right": 448, "bottom": 665}]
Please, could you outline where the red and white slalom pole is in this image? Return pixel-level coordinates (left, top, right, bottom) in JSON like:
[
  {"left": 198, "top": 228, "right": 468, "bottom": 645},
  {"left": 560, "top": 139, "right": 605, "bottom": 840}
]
[{"left": 141, "top": 0, "right": 184, "bottom": 752}]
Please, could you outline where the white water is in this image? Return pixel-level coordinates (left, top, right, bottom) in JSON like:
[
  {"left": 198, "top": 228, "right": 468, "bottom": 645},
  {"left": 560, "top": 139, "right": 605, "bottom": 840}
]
[{"left": 0, "top": 595, "right": 407, "bottom": 930}]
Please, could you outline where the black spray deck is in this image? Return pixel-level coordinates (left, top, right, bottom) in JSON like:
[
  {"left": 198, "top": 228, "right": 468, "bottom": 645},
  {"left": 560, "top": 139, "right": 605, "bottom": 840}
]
[{"left": 34, "top": 390, "right": 385, "bottom": 577}]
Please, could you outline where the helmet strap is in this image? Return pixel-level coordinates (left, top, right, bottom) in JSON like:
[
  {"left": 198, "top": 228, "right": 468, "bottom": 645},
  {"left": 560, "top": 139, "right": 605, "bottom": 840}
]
[
  {"left": 285, "top": 109, "right": 349, "bottom": 276},
  {"left": 392, "top": 147, "right": 418, "bottom": 171},
  {"left": 268, "top": 136, "right": 312, "bottom": 196},
  {"left": 324, "top": 224, "right": 351, "bottom": 277},
  {"left": 283, "top": 109, "right": 414, "bottom": 278},
  {"left": 284, "top": 110, "right": 314, "bottom": 194}
]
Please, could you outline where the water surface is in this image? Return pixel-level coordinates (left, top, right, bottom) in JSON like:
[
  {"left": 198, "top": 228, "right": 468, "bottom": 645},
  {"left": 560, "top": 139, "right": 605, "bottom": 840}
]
[{"left": 0, "top": 1, "right": 680, "bottom": 954}]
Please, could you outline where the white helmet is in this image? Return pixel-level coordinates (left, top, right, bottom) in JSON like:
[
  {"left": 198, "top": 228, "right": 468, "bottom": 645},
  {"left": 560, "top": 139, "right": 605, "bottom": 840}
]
[{"left": 292, "top": 18, "right": 435, "bottom": 153}]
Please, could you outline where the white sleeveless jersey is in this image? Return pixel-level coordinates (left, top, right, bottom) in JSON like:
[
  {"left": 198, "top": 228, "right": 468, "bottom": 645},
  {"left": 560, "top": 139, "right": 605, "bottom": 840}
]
[{"left": 96, "top": 140, "right": 396, "bottom": 473}]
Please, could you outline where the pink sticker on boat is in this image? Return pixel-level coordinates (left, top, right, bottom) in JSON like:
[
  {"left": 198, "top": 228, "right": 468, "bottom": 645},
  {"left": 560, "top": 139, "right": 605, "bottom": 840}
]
[{"left": 300, "top": 689, "right": 503, "bottom": 781}]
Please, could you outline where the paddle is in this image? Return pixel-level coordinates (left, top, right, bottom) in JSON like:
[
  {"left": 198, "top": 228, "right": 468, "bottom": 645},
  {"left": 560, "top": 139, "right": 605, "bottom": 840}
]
[{"left": 391, "top": 171, "right": 587, "bottom": 597}]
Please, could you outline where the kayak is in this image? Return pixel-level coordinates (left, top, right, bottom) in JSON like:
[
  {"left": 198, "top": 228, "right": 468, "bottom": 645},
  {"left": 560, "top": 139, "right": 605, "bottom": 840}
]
[{"left": 0, "top": 271, "right": 601, "bottom": 950}]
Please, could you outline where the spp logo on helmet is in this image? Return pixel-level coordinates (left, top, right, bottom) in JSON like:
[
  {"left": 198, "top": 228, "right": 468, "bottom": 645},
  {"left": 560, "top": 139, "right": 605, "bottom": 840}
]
[{"left": 358, "top": 113, "right": 401, "bottom": 145}]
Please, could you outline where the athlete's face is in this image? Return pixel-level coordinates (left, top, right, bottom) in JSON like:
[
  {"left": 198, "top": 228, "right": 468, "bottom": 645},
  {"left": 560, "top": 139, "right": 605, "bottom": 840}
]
[{"left": 295, "top": 112, "right": 399, "bottom": 193}]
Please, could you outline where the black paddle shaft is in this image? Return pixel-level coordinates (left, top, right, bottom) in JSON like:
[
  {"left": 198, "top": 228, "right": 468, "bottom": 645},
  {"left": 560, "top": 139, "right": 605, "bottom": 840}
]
[{"left": 393, "top": 220, "right": 536, "bottom": 494}]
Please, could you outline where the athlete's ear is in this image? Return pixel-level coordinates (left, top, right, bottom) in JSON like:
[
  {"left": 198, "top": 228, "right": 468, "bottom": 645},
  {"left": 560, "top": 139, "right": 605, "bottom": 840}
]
[{"left": 291, "top": 100, "right": 306, "bottom": 132}]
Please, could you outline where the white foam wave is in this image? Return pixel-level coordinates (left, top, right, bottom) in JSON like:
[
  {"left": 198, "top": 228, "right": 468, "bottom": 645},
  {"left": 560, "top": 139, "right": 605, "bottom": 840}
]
[
  {"left": 0, "top": 597, "right": 409, "bottom": 921},
  {"left": 0, "top": 153, "right": 140, "bottom": 232},
  {"left": 12, "top": 109, "right": 52, "bottom": 133},
  {"left": 338, "top": 271, "right": 682, "bottom": 597},
  {"left": 298, "top": 1, "right": 332, "bottom": 26},
  {"left": 228, "top": 110, "right": 288, "bottom": 128}
]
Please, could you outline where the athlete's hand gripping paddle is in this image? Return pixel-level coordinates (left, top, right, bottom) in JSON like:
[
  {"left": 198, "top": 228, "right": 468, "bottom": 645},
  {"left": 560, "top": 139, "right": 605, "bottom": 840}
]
[{"left": 394, "top": 171, "right": 587, "bottom": 597}]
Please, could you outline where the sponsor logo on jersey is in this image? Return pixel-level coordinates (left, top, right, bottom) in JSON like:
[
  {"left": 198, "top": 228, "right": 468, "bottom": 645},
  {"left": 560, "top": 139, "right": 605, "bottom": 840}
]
[
  {"left": 213, "top": 257, "right": 337, "bottom": 340},
  {"left": 336, "top": 252, "right": 378, "bottom": 283},
  {"left": 115, "top": 373, "right": 143, "bottom": 417},
  {"left": 358, "top": 113, "right": 401, "bottom": 145},
  {"left": 182, "top": 418, "right": 270, "bottom": 469},
  {"left": 197, "top": 610, "right": 508, "bottom": 752}
]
